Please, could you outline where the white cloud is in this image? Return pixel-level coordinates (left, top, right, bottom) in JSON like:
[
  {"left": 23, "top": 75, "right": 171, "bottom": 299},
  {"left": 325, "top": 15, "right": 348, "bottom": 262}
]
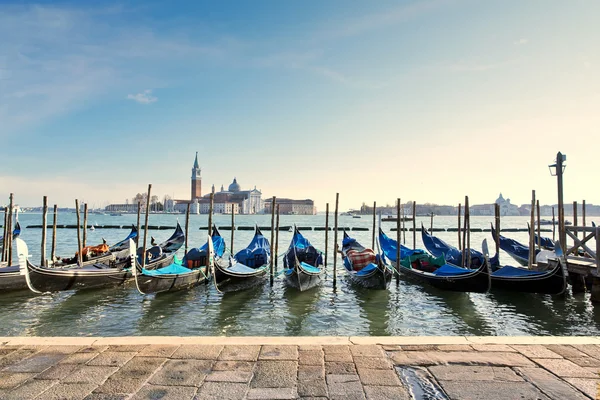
[
  {"left": 127, "top": 89, "right": 157, "bottom": 104},
  {"left": 514, "top": 38, "right": 528, "bottom": 45}
]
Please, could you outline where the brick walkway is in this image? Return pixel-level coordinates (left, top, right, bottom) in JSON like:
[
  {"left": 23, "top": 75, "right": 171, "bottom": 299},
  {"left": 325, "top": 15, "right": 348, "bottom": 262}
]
[{"left": 0, "top": 337, "right": 598, "bottom": 399}]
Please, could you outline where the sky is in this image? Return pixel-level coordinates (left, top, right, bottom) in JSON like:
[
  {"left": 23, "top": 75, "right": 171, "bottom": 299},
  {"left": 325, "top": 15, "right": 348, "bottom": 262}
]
[{"left": 1, "top": 0, "right": 599, "bottom": 210}]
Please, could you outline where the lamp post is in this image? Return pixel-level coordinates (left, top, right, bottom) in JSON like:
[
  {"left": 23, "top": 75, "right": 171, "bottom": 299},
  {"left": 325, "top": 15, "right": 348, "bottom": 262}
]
[{"left": 549, "top": 152, "right": 566, "bottom": 253}]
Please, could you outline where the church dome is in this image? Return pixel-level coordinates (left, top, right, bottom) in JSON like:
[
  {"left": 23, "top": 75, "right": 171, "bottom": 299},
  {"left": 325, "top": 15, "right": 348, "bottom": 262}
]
[{"left": 228, "top": 178, "right": 241, "bottom": 192}]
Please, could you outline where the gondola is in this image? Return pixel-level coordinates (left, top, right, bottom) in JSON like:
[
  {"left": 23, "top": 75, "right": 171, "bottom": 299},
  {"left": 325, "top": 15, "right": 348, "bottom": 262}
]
[
  {"left": 491, "top": 224, "right": 539, "bottom": 266},
  {"left": 341, "top": 231, "right": 393, "bottom": 290},
  {"left": 379, "top": 229, "right": 490, "bottom": 293},
  {"left": 132, "top": 229, "right": 221, "bottom": 295},
  {"left": 481, "top": 239, "right": 567, "bottom": 295},
  {"left": 421, "top": 225, "right": 499, "bottom": 269},
  {"left": 213, "top": 226, "right": 270, "bottom": 292},
  {"left": 282, "top": 226, "right": 324, "bottom": 291},
  {"left": 0, "top": 224, "right": 135, "bottom": 292},
  {"left": 15, "top": 224, "right": 184, "bottom": 293},
  {"left": 17, "top": 238, "right": 135, "bottom": 294}
]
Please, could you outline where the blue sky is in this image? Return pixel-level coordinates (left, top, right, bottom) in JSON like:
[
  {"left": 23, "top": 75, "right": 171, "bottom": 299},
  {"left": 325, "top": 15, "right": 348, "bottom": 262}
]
[{"left": 1, "top": 0, "right": 599, "bottom": 210}]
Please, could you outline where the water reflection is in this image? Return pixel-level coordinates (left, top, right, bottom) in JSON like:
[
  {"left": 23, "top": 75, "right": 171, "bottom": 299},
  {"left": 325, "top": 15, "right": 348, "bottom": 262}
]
[{"left": 282, "top": 285, "right": 322, "bottom": 335}]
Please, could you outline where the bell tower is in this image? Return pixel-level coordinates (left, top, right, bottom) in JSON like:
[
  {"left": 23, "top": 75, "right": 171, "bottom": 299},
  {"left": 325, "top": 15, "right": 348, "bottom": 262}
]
[{"left": 191, "top": 152, "right": 202, "bottom": 200}]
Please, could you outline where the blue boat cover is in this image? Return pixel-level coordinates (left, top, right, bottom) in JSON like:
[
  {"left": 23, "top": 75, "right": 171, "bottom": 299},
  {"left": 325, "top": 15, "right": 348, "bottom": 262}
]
[
  {"left": 422, "top": 227, "right": 499, "bottom": 268},
  {"left": 378, "top": 230, "right": 425, "bottom": 261},
  {"left": 142, "top": 264, "right": 192, "bottom": 276},
  {"left": 234, "top": 230, "right": 270, "bottom": 268},
  {"left": 284, "top": 229, "right": 323, "bottom": 271},
  {"left": 110, "top": 225, "right": 138, "bottom": 252},
  {"left": 492, "top": 226, "right": 539, "bottom": 261},
  {"left": 492, "top": 265, "right": 546, "bottom": 277},
  {"left": 432, "top": 264, "right": 473, "bottom": 277},
  {"left": 299, "top": 261, "right": 321, "bottom": 274},
  {"left": 187, "top": 235, "right": 225, "bottom": 260}
]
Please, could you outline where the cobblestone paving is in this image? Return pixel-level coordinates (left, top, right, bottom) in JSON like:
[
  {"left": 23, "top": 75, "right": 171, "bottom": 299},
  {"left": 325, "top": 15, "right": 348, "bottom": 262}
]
[{"left": 0, "top": 341, "right": 598, "bottom": 399}]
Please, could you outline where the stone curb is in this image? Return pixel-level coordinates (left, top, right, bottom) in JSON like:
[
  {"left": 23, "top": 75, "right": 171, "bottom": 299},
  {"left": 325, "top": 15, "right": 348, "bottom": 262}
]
[{"left": 2, "top": 336, "right": 600, "bottom": 346}]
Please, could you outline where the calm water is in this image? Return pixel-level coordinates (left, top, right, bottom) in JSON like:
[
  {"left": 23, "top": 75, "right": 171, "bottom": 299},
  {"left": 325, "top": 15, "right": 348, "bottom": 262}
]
[{"left": 2, "top": 212, "right": 600, "bottom": 337}]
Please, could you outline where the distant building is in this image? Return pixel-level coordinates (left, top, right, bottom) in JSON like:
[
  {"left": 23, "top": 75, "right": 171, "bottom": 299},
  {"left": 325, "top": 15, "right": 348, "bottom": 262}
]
[
  {"left": 264, "top": 198, "right": 316, "bottom": 215},
  {"left": 495, "top": 193, "right": 520, "bottom": 216},
  {"left": 199, "top": 179, "right": 263, "bottom": 214},
  {"left": 105, "top": 203, "right": 140, "bottom": 213}
]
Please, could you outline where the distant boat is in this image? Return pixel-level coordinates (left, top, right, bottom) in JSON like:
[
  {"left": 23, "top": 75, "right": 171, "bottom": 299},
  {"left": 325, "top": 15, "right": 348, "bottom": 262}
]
[
  {"left": 381, "top": 215, "right": 414, "bottom": 222},
  {"left": 110, "top": 213, "right": 122, "bottom": 217},
  {"left": 535, "top": 219, "right": 571, "bottom": 226},
  {"left": 352, "top": 215, "right": 361, "bottom": 219}
]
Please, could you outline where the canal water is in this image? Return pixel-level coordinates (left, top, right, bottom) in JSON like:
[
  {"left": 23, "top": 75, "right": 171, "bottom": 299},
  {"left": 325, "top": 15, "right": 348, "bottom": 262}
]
[{"left": 1, "top": 212, "right": 599, "bottom": 337}]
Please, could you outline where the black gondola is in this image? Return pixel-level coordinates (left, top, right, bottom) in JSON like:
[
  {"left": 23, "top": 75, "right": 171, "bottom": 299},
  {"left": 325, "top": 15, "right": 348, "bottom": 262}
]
[
  {"left": 282, "top": 226, "right": 324, "bottom": 291},
  {"left": 0, "top": 225, "right": 137, "bottom": 292},
  {"left": 482, "top": 239, "right": 568, "bottom": 295},
  {"left": 341, "top": 231, "right": 393, "bottom": 290},
  {"left": 379, "top": 229, "right": 490, "bottom": 293},
  {"left": 213, "top": 226, "right": 270, "bottom": 293}
]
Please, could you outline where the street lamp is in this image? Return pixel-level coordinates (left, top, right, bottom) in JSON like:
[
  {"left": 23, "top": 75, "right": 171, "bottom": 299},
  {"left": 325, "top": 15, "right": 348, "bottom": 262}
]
[{"left": 549, "top": 152, "right": 566, "bottom": 252}]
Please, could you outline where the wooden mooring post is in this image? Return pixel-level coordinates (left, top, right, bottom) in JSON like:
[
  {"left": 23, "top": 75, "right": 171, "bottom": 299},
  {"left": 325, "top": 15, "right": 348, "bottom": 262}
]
[
  {"left": 51, "top": 205, "right": 58, "bottom": 263},
  {"left": 573, "top": 201, "right": 578, "bottom": 240},
  {"left": 457, "top": 203, "right": 462, "bottom": 251},
  {"left": 593, "top": 227, "right": 600, "bottom": 302},
  {"left": 7, "top": 193, "right": 13, "bottom": 266},
  {"left": 429, "top": 212, "right": 434, "bottom": 234},
  {"left": 412, "top": 201, "right": 416, "bottom": 250},
  {"left": 552, "top": 207, "right": 556, "bottom": 241},
  {"left": 494, "top": 203, "right": 500, "bottom": 257},
  {"left": 184, "top": 203, "right": 190, "bottom": 254},
  {"left": 536, "top": 200, "right": 541, "bottom": 251},
  {"left": 141, "top": 185, "right": 152, "bottom": 273},
  {"left": 333, "top": 193, "right": 339, "bottom": 288},
  {"left": 396, "top": 198, "right": 401, "bottom": 286},
  {"left": 136, "top": 202, "right": 141, "bottom": 246},
  {"left": 372, "top": 201, "right": 376, "bottom": 249},
  {"left": 208, "top": 191, "right": 214, "bottom": 237},
  {"left": 75, "top": 199, "right": 83, "bottom": 266},
  {"left": 583, "top": 200, "right": 587, "bottom": 230},
  {"left": 269, "top": 196, "right": 275, "bottom": 286},
  {"left": 324, "top": 203, "right": 329, "bottom": 269},
  {"left": 275, "top": 204, "right": 280, "bottom": 269},
  {"left": 528, "top": 190, "right": 535, "bottom": 267},
  {"left": 41, "top": 196, "right": 47, "bottom": 267},
  {"left": 231, "top": 205, "right": 235, "bottom": 255},
  {"left": 463, "top": 196, "right": 471, "bottom": 268},
  {"left": 83, "top": 203, "right": 88, "bottom": 247},
  {"left": 2, "top": 208, "right": 7, "bottom": 262}
]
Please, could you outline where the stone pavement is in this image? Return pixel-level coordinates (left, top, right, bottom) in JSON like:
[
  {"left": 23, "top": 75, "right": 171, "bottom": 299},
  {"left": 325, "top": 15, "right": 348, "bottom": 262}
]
[{"left": 0, "top": 336, "right": 599, "bottom": 399}]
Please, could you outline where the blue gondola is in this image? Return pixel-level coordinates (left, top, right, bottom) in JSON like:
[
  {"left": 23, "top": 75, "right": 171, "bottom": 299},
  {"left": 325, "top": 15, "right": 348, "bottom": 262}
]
[
  {"left": 341, "top": 231, "right": 393, "bottom": 290},
  {"left": 132, "top": 227, "right": 224, "bottom": 295},
  {"left": 379, "top": 229, "right": 490, "bottom": 293},
  {"left": 283, "top": 226, "right": 324, "bottom": 291},
  {"left": 213, "top": 226, "right": 270, "bottom": 292}
]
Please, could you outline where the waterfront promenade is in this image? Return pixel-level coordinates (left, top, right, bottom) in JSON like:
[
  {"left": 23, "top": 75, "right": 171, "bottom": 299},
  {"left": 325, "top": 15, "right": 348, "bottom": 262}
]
[{"left": 0, "top": 336, "right": 598, "bottom": 399}]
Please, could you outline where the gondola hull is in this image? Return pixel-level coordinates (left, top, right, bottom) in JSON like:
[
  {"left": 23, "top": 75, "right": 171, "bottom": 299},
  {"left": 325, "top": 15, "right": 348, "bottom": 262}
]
[
  {"left": 25, "top": 260, "right": 131, "bottom": 292},
  {"left": 213, "top": 260, "right": 268, "bottom": 293},
  {"left": 0, "top": 267, "right": 27, "bottom": 292},
  {"left": 395, "top": 261, "right": 491, "bottom": 293},
  {"left": 346, "top": 266, "right": 393, "bottom": 290},
  {"left": 135, "top": 267, "right": 209, "bottom": 294},
  {"left": 491, "top": 260, "right": 567, "bottom": 295},
  {"left": 284, "top": 265, "right": 322, "bottom": 291}
]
